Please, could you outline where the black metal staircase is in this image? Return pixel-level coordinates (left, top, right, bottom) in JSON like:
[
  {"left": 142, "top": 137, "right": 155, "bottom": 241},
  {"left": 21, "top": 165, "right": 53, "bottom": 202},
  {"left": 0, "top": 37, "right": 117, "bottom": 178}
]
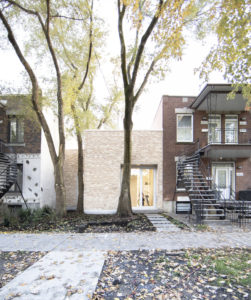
[
  {"left": 0, "top": 152, "right": 18, "bottom": 199},
  {"left": 0, "top": 140, "right": 27, "bottom": 207},
  {"left": 177, "top": 152, "right": 226, "bottom": 223},
  {"left": 177, "top": 150, "right": 251, "bottom": 225}
]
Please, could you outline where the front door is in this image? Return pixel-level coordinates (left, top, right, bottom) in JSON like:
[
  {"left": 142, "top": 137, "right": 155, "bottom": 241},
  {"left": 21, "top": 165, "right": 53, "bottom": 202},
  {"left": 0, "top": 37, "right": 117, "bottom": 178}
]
[
  {"left": 213, "top": 164, "right": 235, "bottom": 200},
  {"left": 215, "top": 168, "right": 230, "bottom": 199},
  {"left": 130, "top": 167, "right": 156, "bottom": 208}
]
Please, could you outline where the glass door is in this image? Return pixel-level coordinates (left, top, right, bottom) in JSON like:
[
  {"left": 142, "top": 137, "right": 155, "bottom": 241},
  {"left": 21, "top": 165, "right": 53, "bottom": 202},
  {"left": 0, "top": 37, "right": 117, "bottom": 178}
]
[
  {"left": 130, "top": 168, "right": 141, "bottom": 207},
  {"left": 142, "top": 169, "right": 154, "bottom": 207},
  {"left": 208, "top": 115, "right": 221, "bottom": 144},
  {"left": 225, "top": 115, "right": 238, "bottom": 144},
  {"left": 130, "top": 167, "right": 155, "bottom": 208}
]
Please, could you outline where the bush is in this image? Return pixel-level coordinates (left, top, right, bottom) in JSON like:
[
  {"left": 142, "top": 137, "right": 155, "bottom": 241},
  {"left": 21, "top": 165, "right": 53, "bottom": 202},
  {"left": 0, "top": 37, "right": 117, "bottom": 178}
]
[
  {"left": 18, "top": 208, "right": 32, "bottom": 224},
  {"left": 0, "top": 205, "right": 56, "bottom": 229}
]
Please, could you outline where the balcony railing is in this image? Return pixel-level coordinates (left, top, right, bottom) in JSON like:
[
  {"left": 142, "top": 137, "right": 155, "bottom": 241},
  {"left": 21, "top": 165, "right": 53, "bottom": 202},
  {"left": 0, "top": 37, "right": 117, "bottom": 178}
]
[{"left": 208, "top": 129, "right": 251, "bottom": 145}]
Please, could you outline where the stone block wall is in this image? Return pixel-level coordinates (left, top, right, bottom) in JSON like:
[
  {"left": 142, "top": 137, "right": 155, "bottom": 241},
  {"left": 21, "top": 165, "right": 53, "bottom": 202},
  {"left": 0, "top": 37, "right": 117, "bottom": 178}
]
[
  {"left": 83, "top": 130, "right": 163, "bottom": 212},
  {"left": 64, "top": 150, "right": 78, "bottom": 209}
]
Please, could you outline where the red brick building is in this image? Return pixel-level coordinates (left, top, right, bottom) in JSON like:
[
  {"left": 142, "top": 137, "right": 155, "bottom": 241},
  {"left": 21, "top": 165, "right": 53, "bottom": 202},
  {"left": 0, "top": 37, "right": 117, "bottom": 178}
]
[{"left": 153, "top": 84, "right": 251, "bottom": 214}]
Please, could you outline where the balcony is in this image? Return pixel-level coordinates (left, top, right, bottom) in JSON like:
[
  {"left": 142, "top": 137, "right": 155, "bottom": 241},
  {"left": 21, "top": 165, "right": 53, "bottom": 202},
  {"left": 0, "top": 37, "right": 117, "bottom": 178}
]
[
  {"left": 200, "top": 129, "right": 251, "bottom": 159},
  {"left": 190, "top": 84, "right": 248, "bottom": 112}
]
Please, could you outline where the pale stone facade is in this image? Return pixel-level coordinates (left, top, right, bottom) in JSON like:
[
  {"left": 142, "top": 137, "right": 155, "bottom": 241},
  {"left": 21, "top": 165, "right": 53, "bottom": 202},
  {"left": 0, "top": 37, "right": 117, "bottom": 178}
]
[
  {"left": 64, "top": 150, "right": 78, "bottom": 209},
  {"left": 84, "top": 130, "right": 163, "bottom": 213}
]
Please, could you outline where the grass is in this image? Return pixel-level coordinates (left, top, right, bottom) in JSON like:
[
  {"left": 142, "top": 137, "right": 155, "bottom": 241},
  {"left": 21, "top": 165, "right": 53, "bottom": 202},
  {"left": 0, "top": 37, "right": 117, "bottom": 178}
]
[
  {"left": 195, "top": 224, "right": 210, "bottom": 231},
  {"left": 213, "top": 253, "right": 251, "bottom": 287},
  {"left": 185, "top": 248, "right": 251, "bottom": 288},
  {"left": 161, "top": 213, "right": 190, "bottom": 230}
]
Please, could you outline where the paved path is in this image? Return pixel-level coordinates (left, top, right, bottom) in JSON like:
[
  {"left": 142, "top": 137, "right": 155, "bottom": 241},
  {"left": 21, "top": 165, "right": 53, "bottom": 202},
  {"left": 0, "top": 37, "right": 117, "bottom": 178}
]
[
  {"left": 1, "top": 230, "right": 251, "bottom": 299},
  {"left": 145, "top": 214, "right": 181, "bottom": 232}
]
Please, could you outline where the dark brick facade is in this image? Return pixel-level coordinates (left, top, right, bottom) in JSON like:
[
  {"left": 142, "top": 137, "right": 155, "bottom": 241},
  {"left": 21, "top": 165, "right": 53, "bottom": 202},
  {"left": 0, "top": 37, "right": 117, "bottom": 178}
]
[
  {"left": 160, "top": 93, "right": 251, "bottom": 204},
  {"left": 0, "top": 105, "right": 41, "bottom": 154}
]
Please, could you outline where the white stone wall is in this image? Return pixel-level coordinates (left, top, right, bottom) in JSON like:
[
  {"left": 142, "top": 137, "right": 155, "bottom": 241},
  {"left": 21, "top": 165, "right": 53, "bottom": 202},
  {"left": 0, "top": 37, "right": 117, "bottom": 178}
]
[
  {"left": 40, "top": 108, "right": 59, "bottom": 208},
  {"left": 84, "top": 130, "right": 163, "bottom": 213}
]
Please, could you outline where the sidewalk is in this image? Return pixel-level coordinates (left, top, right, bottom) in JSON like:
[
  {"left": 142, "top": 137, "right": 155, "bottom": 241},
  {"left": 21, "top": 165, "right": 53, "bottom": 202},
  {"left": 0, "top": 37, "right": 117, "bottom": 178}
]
[
  {"left": 0, "top": 230, "right": 251, "bottom": 299},
  {"left": 1, "top": 231, "right": 251, "bottom": 251}
]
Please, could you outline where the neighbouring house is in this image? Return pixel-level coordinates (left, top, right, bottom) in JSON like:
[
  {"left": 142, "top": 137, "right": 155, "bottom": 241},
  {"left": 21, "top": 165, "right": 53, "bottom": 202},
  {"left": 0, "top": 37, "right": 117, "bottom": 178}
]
[
  {"left": 152, "top": 83, "right": 251, "bottom": 220},
  {"left": 81, "top": 130, "right": 163, "bottom": 213}
]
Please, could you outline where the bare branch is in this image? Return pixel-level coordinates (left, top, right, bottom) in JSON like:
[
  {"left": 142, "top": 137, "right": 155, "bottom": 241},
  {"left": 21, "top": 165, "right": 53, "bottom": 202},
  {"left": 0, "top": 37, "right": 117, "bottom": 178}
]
[
  {"left": 58, "top": 18, "right": 78, "bottom": 71},
  {"left": 131, "top": 0, "right": 163, "bottom": 90},
  {"left": 51, "top": 14, "right": 87, "bottom": 22},
  {"left": 133, "top": 59, "right": 156, "bottom": 106},
  {"left": 118, "top": 0, "right": 129, "bottom": 90},
  {"left": 127, "top": 0, "right": 145, "bottom": 83},
  {"left": 97, "top": 100, "right": 116, "bottom": 129},
  {"left": 1, "top": 2, "right": 12, "bottom": 11},
  {"left": 2, "top": 0, "right": 37, "bottom": 15},
  {"left": 127, "top": 28, "right": 139, "bottom": 84},
  {"left": 45, "top": 0, "right": 50, "bottom": 33},
  {"left": 38, "top": 0, "right": 65, "bottom": 156},
  {"left": 85, "top": 81, "right": 93, "bottom": 111},
  {"left": 78, "top": 0, "right": 93, "bottom": 91}
]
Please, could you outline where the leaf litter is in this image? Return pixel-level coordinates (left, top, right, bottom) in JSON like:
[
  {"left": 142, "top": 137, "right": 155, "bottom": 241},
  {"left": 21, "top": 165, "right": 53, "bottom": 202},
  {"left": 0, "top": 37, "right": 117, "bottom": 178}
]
[
  {"left": 0, "top": 251, "right": 46, "bottom": 289},
  {"left": 0, "top": 212, "right": 156, "bottom": 233},
  {"left": 93, "top": 248, "right": 251, "bottom": 299}
]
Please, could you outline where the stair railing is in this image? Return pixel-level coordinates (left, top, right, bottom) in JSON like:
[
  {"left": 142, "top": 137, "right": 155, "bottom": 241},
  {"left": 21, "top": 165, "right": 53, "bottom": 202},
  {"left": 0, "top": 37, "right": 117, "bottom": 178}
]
[{"left": 0, "top": 139, "right": 28, "bottom": 208}]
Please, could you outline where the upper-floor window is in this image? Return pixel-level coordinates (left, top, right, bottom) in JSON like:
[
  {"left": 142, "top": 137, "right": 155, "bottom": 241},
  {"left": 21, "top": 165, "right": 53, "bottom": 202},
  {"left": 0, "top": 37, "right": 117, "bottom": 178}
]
[
  {"left": 176, "top": 114, "right": 193, "bottom": 142},
  {"left": 225, "top": 115, "right": 238, "bottom": 144},
  {"left": 8, "top": 116, "right": 24, "bottom": 143},
  {"left": 208, "top": 114, "right": 221, "bottom": 144}
]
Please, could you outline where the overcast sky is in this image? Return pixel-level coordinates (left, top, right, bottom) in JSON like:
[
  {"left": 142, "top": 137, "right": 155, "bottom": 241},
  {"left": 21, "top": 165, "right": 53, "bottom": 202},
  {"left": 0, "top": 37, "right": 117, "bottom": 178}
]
[{"left": 0, "top": 1, "right": 226, "bottom": 130}]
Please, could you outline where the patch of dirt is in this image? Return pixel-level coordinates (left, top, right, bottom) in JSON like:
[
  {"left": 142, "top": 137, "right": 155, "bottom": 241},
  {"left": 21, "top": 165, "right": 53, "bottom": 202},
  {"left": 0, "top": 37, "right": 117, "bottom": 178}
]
[
  {"left": 93, "top": 248, "right": 251, "bottom": 299},
  {"left": 0, "top": 212, "right": 156, "bottom": 233},
  {"left": 0, "top": 251, "right": 46, "bottom": 289}
]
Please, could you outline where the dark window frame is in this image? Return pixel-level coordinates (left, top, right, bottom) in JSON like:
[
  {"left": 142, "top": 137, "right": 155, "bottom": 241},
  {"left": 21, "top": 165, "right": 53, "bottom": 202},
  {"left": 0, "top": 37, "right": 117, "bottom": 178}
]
[{"left": 8, "top": 115, "right": 24, "bottom": 144}]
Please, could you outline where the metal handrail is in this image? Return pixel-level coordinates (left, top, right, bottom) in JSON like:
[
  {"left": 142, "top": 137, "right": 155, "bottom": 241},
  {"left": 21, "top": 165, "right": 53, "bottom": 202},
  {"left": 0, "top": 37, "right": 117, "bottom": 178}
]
[{"left": 208, "top": 128, "right": 251, "bottom": 145}]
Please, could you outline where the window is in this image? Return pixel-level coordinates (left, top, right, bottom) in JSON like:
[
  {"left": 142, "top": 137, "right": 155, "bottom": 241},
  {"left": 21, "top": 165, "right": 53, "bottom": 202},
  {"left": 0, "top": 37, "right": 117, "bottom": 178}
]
[
  {"left": 9, "top": 164, "right": 23, "bottom": 192},
  {"left": 176, "top": 114, "right": 193, "bottom": 142},
  {"left": 208, "top": 115, "right": 221, "bottom": 144},
  {"left": 225, "top": 115, "right": 238, "bottom": 144},
  {"left": 8, "top": 116, "right": 24, "bottom": 143},
  {"left": 130, "top": 167, "right": 156, "bottom": 208}
]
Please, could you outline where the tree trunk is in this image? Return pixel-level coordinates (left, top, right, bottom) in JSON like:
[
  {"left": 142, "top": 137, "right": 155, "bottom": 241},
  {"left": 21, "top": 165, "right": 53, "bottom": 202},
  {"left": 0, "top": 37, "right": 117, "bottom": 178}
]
[
  {"left": 117, "top": 99, "right": 133, "bottom": 218},
  {"left": 54, "top": 157, "right": 66, "bottom": 216},
  {"left": 76, "top": 132, "right": 84, "bottom": 213}
]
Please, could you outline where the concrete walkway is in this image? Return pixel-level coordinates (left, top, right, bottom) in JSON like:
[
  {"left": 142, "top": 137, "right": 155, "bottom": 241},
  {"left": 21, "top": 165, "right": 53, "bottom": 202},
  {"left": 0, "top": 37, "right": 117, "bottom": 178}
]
[
  {"left": 0, "top": 250, "right": 105, "bottom": 300},
  {"left": 1, "top": 230, "right": 251, "bottom": 299},
  {"left": 145, "top": 214, "right": 181, "bottom": 232}
]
